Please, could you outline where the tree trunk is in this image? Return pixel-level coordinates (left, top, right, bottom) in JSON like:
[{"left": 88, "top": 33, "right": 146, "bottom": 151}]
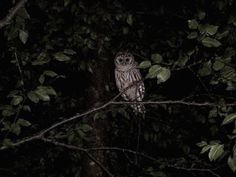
[{"left": 81, "top": 59, "right": 111, "bottom": 177}]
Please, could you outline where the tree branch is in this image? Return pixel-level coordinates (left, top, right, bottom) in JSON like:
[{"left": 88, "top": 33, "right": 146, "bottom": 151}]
[
  {"left": 0, "top": 0, "right": 28, "bottom": 28},
  {"left": 1, "top": 97, "right": 236, "bottom": 150},
  {"left": 110, "top": 100, "right": 236, "bottom": 107},
  {"left": 42, "top": 138, "right": 221, "bottom": 177},
  {"left": 41, "top": 137, "right": 114, "bottom": 177}
]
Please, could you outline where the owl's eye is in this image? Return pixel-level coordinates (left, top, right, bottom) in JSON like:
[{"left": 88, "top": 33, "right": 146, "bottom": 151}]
[
  {"left": 125, "top": 58, "right": 130, "bottom": 62},
  {"left": 118, "top": 58, "right": 123, "bottom": 63}
]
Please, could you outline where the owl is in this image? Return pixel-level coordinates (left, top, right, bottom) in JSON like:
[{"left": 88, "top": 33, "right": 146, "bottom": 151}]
[{"left": 114, "top": 52, "right": 145, "bottom": 115}]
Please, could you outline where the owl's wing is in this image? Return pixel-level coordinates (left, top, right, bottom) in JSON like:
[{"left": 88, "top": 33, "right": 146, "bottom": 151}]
[
  {"left": 127, "top": 68, "right": 145, "bottom": 101},
  {"left": 115, "top": 70, "right": 130, "bottom": 101},
  {"left": 115, "top": 70, "right": 122, "bottom": 91}
]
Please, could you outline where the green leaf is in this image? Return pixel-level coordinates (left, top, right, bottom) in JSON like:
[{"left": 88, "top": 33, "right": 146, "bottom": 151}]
[
  {"left": 39, "top": 70, "right": 58, "bottom": 84},
  {"left": 2, "top": 109, "right": 15, "bottom": 117},
  {"left": 151, "top": 53, "right": 163, "bottom": 63},
  {"left": 177, "top": 55, "right": 189, "bottom": 67},
  {"left": 156, "top": 68, "right": 171, "bottom": 84},
  {"left": 11, "top": 96, "right": 23, "bottom": 106},
  {"left": 17, "top": 119, "right": 31, "bottom": 127},
  {"left": 197, "top": 11, "right": 206, "bottom": 20},
  {"left": 27, "top": 91, "right": 39, "bottom": 103},
  {"left": 138, "top": 60, "right": 151, "bottom": 69},
  {"left": 200, "top": 145, "right": 211, "bottom": 154},
  {"left": 222, "top": 113, "right": 236, "bottom": 125},
  {"left": 23, "top": 105, "right": 31, "bottom": 112},
  {"left": 198, "top": 24, "right": 219, "bottom": 35},
  {"left": 146, "top": 65, "right": 162, "bottom": 79},
  {"left": 198, "top": 62, "right": 212, "bottom": 76},
  {"left": 127, "top": 14, "right": 133, "bottom": 25},
  {"left": 213, "top": 61, "right": 224, "bottom": 71},
  {"left": 43, "top": 70, "right": 58, "bottom": 77},
  {"left": 201, "top": 37, "right": 221, "bottom": 48},
  {"left": 19, "top": 30, "right": 28, "bottom": 44},
  {"left": 187, "top": 31, "right": 198, "bottom": 39},
  {"left": 38, "top": 86, "right": 57, "bottom": 96},
  {"left": 188, "top": 19, "right": 198, "bottom": 29},
  {"left": 32, "top": 52, "right": 50, "bottom": 66},
  {"left": 64, "top": 0, "right": 71, "bottom": 6},
  {"left": 196, "top": 141, "right": 208, "bottom": 147},
  {"left": 11, "top": 123, "right": 21, "bottom": 135},
  {"left": 35, "top": 89, "right": 50, "bottom": 101},
  {"left": 38, "top": 75, "right": 45, "bottom": 84},
  {"left": 18, "top": 8, "right": 30, "bottom": 19},
  {"left": 228, "top": 156, "right": 236, "bottom": 172},
  {"left": 54, "top": 52, "right": 71, "bottom": 61},
  {"left": 63, "top": 49, "right": 76, "bottom": 55},
  {"left": 80, "top": 124, "right": 92, "bottom": 132},
  {"left": 208, "top": 144, "right": 224, "bottom": 161},
  {"left": 2, "top": 138, "right": 14, "bottom": 148}
]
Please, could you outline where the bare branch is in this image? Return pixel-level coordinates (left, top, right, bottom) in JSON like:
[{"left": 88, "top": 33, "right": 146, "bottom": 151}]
[
  {"left": 0, "top": 0, "right": 28, "bottom": 28},
  {"left": 110, "top": 100, "right": 236, "bottom": 107},
  {"left": 42, "top": 138, "right": 221, "bottom": 177},
  {"left": 41, "top": 138, "right": 114, "bottom": 177}
]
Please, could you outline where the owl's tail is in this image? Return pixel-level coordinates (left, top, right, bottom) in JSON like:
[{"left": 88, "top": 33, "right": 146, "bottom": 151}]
[{"left": 131, "top": 102, "right": 146, "bottom": 118}]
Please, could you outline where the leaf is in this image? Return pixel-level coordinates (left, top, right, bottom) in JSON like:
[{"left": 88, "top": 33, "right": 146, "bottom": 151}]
[
  {"left": 80, "top": 124, "right": 92, "bottom": 132},
  {"left": 198, "top": 24, "right": 219, "bottom": 35},
  {"left": 146, "top": 65, "right": 162, "bottom": 79},
  {"left": 32, "top": 52, "right": 50, "bottom": 66},
  {"left": 18, "top": 8, "right": 30, "bottom": 19},
  {"left": 208, "top": 144, "right": 224, "bottom": 161},
  {"left": 23, "top": 105, "right": 31, "bottom": 112},
  {"left": 188, "top": 19, "right": 198, "bottom": 29},
  {"left": 11, "top": 96, "right": 23, "bottom": 106},
  {"left": 151, "top": 53, "right": 163, "bottom": 63},
  {"left": 2, "top": 138, "right": 14, "bottom": 148},
  {"left": 201, "top": 37, "right": 221, "bottom": 48},
  {"left": 64, "top": 0, "right": 71, "bottom": 6},
  {"left": 63, "top": 49, "right": 76, "bottom": 55},
  {"left": 197, "top": 11, "right": 206, "bottom": 20},
  {"left": 156, "top": 67, "right": 171, "bottom": 84},
  {"left": 43, "top": 70, "right": 58, "bottom": 77},
  {"left": 38, "top": 75, "right": 45, "bottom": 84},
  {"left": 19, "top": 30, "right": 28, "bottom": 44},
  {"left": 201, "top": 145, "right": 211, "bottom": 154},
  {"left": 54, "top": 52, "right": 71, "bottom": 61},
  {"left": 213, "top": 61, "right": 224, "bottom": 71},
  {"left": 39, "top": 70, "right": 58, "bottom": 84},
  {"left": 35, "top": 89, "right": 50, "bottom": 101},
  {"left": 11, "top": 123, "right": 21, "bottom": 135},
  {"left": 177, "top": 55, "right": 189, "bottom": 67},
  {"left": 138, "top": 60, "right": 151, "bottom": 69},
  {"left": 198, "top": 62, "right": 212, "bottom": 76},
  {"left": 196, "top": 141, "right": 208, "bottom": 147},
  {"left": 38, "top": 86, "right": 57, "bottom": 96},
  {"left": 228, "top": 156, "right": 236, "bottom": 172},
  {"left": 27, "top": 91, "right": 39, "bottom": 103},
  {"left": 127, "top": 14, "right": 133, "bottom": 25},
  {"left": 187, "top": 31, "right": 198, "bottom": 39},
  {"left": 2, "top": 109, "right": 15, "bottom": 117},
  {"left": 222, "top": 113, "right": 236, "bottom": 125},
  {"left": 17, "top": 119, "right": 31, "bottom": 127}
]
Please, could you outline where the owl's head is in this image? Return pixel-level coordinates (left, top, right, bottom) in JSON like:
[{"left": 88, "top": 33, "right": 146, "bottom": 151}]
[{"left": 114, "top": 52, "right": 135, "bottom": 67}]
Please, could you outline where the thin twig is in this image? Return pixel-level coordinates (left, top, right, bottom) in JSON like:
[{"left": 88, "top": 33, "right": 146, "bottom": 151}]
[
  {"left": 0, "top": 0, "right": 28, "bottom": 28},
  {"left": 167, "top": 165, "right": 221, "bottom": 177},
  {"left": 41, "top": 137, "right": 114, "bottom": 177},
  {"left": 110, "top": 100, "right": 236, "bottom": 107},
  {"left": 41, "top": 138, "right": 221, "bottom": 177}
]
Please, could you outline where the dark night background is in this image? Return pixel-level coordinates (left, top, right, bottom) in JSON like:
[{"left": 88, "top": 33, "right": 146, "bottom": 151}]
[{"left": 0, "top": 0, "right": 236, "bottom": 177}]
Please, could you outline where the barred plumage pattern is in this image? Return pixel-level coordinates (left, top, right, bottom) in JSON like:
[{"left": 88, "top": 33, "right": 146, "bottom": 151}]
[{"left": 114, "top": 52, "right": 145, "bottom": 114}]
